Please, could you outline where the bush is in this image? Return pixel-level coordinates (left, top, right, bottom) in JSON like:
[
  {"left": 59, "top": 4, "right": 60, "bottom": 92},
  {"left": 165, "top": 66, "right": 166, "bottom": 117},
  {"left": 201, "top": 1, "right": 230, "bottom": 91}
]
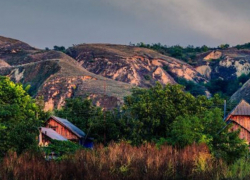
[{"left": 144, "top": 75, "right": 151, "bottom": 80}]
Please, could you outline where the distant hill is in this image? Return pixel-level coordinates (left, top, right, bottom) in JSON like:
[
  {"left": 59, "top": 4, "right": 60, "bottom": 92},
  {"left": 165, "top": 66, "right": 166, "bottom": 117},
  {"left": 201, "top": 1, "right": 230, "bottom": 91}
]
[
  {"left": 195, "top": 48, "right": 250, "bottom": 80},
  {"left": 0, "top": 36, "right": 132, "bottom": 111},
  {"left": 66, "top": 44, "right": 206, "bottom": 87},
  {"left": 1, "top": 35, "right": 250, "bottom": 109}
]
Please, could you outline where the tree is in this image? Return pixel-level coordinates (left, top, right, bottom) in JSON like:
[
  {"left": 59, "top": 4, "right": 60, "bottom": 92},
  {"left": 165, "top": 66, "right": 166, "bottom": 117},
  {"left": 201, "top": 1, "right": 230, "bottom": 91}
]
[
  {"left": 53, "top": 45, "right": 66, "bottom": 52},
  {"left": 122, "top": 83, "right": 216, "bottom": 144},
  {"left": 0, "top": 77, "right": 41, "bottom": 156},
  {"left": 169, "top": 108, "right": 248, "bottom": 162},
  {"left": 55, "top": 98, "right": 98, "bottom": 132},
  {"left": 219, "top": 44, "right": 230, "bottom": 49},
  {"left": 122, "top": 83, "right": 248, "bottom": 162},
  {"left": 55, "top": 98, "right": 125, "bottom": 144}
]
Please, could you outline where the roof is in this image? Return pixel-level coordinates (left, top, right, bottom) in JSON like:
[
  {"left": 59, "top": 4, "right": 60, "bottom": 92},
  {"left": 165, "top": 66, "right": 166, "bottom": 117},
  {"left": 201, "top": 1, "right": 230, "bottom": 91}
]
[
  {"left": 40, "top": 127, "right": 68, "bottom": 141},
  {"left": 225, "top": 99, "right": 250, "bottom": 121},
  {"left": 50, "top": 116, "right": 86, "bottom": 138}
]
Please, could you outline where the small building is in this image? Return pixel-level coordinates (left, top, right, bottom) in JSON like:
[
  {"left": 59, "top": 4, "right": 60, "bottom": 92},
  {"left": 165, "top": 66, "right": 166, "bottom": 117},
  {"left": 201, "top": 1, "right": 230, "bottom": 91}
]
[
  {"left": 39, "top": 116, "right": 93, "bottom": 148},
  {"left": 39, "top": 127, "right": 67, "bottom": 147},
  {"left": 225, "top": 99, "right": 250, "bottom": 144}
]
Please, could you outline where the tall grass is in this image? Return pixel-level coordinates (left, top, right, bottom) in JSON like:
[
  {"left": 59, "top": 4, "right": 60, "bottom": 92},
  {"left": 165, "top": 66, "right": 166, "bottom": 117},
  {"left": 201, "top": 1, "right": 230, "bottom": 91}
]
[{"left": 0, "top": 142, "right": 248, "bottom": 180}]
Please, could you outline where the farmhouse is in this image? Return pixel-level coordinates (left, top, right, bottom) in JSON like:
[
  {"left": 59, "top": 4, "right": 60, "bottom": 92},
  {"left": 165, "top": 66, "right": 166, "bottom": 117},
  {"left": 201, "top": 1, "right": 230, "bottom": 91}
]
[
  {"left": 225, "top": 99, "right": 250, "bottom": 144},
  {"left": 39, "top": 116, "right": 93, "bottom": 148}
]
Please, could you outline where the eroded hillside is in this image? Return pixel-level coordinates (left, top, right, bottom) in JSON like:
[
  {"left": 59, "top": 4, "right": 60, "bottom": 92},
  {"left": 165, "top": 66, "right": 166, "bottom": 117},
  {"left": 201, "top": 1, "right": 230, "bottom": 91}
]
[
  {"left": 196, "top": 49, "right": 250, "bottom": 80},
  {"left": 66, "top": 44, "right": 206, "bottom": 87},
  {"left": 0, "top": 36, "right": 132, "bottom": 111}
]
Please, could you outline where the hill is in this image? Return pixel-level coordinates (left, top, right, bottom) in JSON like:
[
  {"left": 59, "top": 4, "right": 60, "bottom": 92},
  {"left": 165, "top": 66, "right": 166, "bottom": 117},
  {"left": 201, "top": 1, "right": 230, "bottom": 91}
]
[
  {"left": 195, "top": 48, "right": 250, "bottom": 80},
  {"left": 0, "top": 36, "right": 132, "bottom": 111},
  {"left": 2, "top": 35, "right": 250, "bottom": 109},
  {"left": 66, "top": 44, "right": 206, "bottom": 87}
]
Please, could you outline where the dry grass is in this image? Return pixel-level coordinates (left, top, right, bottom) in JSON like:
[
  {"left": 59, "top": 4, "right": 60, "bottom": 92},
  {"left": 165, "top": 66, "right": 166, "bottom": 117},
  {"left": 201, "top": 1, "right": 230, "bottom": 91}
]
[{"left": 0, "top": 142, "right": 226, "bottom": 180}]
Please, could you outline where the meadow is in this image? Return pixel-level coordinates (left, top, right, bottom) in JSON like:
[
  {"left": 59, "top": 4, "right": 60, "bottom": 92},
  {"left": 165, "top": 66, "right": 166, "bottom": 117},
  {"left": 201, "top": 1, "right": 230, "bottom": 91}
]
[{"left": 1, "top": 142, "right": 250, "bottom": 180}]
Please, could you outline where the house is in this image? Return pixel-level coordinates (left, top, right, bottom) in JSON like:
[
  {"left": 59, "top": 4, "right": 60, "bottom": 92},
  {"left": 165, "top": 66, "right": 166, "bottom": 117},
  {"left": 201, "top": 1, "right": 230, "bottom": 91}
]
[
  {"left": 38, "top": 127, "right": 67, "bottom": 147},
  {"left": 39, "top": 116, "right": 93, "bottom": 148},
  {"left": 225, "top": 99, "right": 250, "bottom": 144}
]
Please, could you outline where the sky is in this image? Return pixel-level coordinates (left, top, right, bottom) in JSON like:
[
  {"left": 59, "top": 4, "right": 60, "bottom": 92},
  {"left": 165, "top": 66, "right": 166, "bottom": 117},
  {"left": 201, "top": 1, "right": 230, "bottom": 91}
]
[{"left": 0, "top": 0, "right": 250, "bottom": 49}]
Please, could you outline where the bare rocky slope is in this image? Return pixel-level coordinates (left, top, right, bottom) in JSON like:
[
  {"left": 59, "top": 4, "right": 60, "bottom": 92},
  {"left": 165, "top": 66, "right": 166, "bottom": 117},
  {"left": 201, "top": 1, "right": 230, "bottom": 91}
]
[
  {"left": 66, "top": 44, "right": 206, "bottom": 87},
  {"left": 195, "top": 48, "right": 250, "bottom": 80},
  {"left": 192, "top": 48, "right": 250, "bottom": 103},
  {"left": 0, "top": 36, "right": 132, "bottom": 111}
]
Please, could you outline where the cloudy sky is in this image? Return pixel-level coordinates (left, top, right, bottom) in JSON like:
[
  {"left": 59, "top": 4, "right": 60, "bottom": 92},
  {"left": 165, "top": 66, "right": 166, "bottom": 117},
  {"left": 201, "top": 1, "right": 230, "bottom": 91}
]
[{"left": 1, "top": 0, "right": 250, "bottom": 48}]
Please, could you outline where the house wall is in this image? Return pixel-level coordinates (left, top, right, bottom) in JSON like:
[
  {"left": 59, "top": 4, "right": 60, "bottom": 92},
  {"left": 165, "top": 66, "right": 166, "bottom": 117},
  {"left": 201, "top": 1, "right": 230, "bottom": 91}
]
[
  {"left": 230, "top": 115, "right": 250, "bottom": 132},
  {"left": 229, "top": 122, "right": 250, "bottom": 144},
  {"left": 46, "top": 118, "right": 79, "bottom": 141}
]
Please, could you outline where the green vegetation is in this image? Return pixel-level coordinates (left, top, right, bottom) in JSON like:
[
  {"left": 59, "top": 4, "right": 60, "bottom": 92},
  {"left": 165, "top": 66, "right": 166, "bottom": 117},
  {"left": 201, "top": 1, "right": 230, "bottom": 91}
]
[
  {"left": 55, "top": 98, "right": 124, "bottom": 144},
  {"left": 135, "top": 42, "right": 212, "bottom": 65},
  {"left": 176, "top": 77, "right": 206, "bottom": 96},
  {"left": 0, "top": 77, "right": 41, "bottom": 156},
  {"left": 121, "top": 83, "right": 248, "bottom": 162},
  {"left": 204, "top": 73, "right": 250, "bottom": 97},
  {"left": 218, "top": 44, "right": 230, "bottom": 49},
  {"left": 55, "top": 83, "right": 248, "bottom": 162},
  {"left": 235, "top": 42, "right": 250, "bottom": 49},
  {"left": 42, "top": 140, "right": 83, "bottom": 157},
  {"left": 0, "top": 77, "right": 249, "bottom": 179},
  {"left": 53, "top": 45, "right": 66, "bottom": 53},
  {"left": 144, "top": 74, "right": 151, "bottom": 80}
]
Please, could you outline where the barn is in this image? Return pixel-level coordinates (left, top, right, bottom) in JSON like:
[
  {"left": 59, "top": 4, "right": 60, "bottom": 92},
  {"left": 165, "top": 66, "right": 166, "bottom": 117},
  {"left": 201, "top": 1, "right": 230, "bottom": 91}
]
[
  {"left": 39, "top": 116, "right": 93, "bottom": 148},
  {"left": 225, "top": 99, "right": 250, "bottom": 144},
  {"left": 38, "top": 127, "right": 68, "bottom": 147}
]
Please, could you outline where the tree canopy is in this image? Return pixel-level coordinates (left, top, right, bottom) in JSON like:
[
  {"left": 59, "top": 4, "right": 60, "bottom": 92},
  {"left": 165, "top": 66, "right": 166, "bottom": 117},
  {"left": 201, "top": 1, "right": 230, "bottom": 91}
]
[
  {"left": 122, "top": 83, "right": 248, "bottom": 162},
  {"left": 55, "top": 82, "right": 248, "bottom": 162},
  {"left": 0, "top": 76, "right": 41, "bottom": 156}
]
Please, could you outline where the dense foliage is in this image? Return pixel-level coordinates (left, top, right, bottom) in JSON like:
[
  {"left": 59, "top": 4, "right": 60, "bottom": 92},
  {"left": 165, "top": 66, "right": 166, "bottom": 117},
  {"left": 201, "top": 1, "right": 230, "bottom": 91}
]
[
  {"left": 134, "top": 42, "right": 212, "bottom": 65},
  {"left": 0, "top": 77, "right": 41, "bottom": 156},
  {"left": 0, "top": 77, "right": 248, "bottom": 164},
  {"left": 56, "top": 83, "right": 248, "bottom": 162},
  {"left": 235, "top": 42, "right": 250, "bottom": 49},
  {"left": 42, "top": 140, "right": 83, "bottom": 157},
  {"left": 55, "top": 98, "right": 124, "bottom": 144},
  {"left": 121, "top": 83, "right": 248, "bottom": 162},
  {"left": 176, "top": 77, "right": 207, "bottom": 96},
  {"left": 204, "top": 73, "right": 250, "bottom": 97}
]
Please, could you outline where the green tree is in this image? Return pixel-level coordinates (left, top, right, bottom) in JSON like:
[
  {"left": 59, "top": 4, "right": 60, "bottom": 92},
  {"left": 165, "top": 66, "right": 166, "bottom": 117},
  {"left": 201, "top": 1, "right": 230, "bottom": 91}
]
[
  {"left": 0, "top": 77, "right": 41, "bottom": 156},
  {"left": 43, "top": 140, "right": 83, "bottom": 157},
  {"left": 53, "top": 45, "right": 66, "bottom": 52},
  {"left": 169, "top": 107, "right": 248, "bottom": 162},
  {"left": 122, "top": 82, "right": 248, "bottom": 162},
  {"left": 122, "top": 83, "right": 216, "bottom": 144},
  {"left": 55, "top": 98, "right": 98, "bottom": 132},
  {"left": 55, "top": 98, "right": 125, "bottom": 144}
]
